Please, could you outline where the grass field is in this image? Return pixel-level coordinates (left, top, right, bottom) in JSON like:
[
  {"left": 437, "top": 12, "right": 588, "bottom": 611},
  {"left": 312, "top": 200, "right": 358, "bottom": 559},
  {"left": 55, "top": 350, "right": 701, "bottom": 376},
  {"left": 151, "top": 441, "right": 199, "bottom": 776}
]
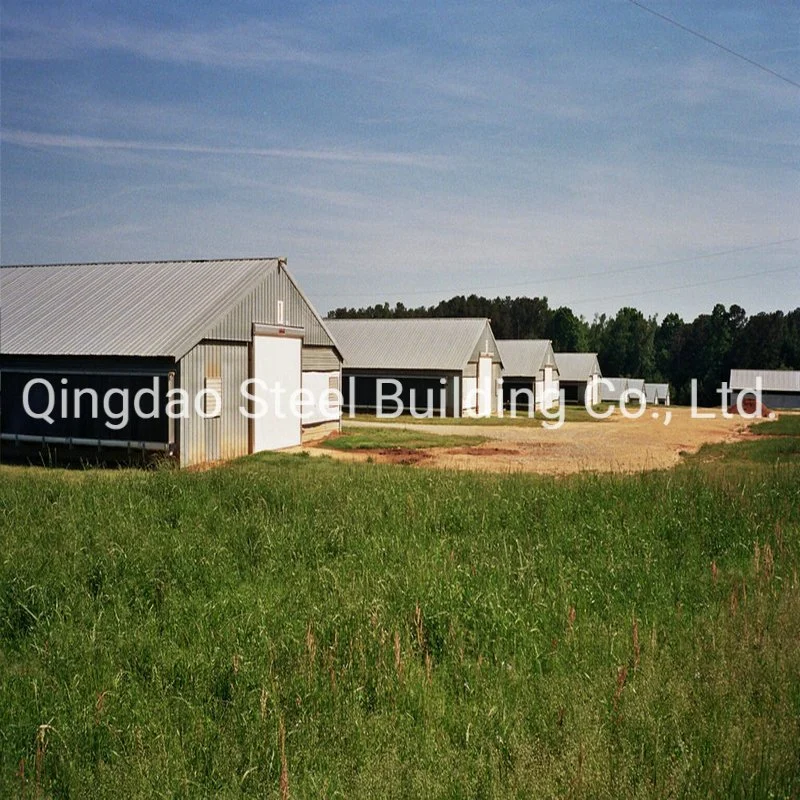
[
  {"left": 1, "top": 427, "right": 799, "bottom": 797},
  {"left": 751, "top": 412, "right": 800, "bottom": 437}
]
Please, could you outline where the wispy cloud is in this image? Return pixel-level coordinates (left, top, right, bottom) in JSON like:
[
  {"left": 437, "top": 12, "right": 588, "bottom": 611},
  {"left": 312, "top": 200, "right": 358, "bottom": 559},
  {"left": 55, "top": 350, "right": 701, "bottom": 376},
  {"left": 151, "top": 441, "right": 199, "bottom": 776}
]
[
  {"left": 0, "top": 15, "right": 337, "bottom": 69},
  {"left": 0, "top": 129, "right": 448, "bottom": 169}
]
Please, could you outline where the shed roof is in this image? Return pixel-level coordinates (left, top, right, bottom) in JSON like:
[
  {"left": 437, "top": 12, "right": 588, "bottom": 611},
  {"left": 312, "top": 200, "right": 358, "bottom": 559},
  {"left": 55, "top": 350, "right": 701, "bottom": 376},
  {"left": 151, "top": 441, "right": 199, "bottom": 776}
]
[
  {"left": 496, "top": 340, "right": 557, "bottom": 378},
  {"left": 729, "top": 369, "right": 800, "bottom": 393},
  {"left": 325, "top": 318, "right": 500, "bottom": 371},
  {"left": 0, "top": 258, "right": 333, "bottom": 360},
  {"left": 554, "top": 352, "right": 601, "bottom": 382}
]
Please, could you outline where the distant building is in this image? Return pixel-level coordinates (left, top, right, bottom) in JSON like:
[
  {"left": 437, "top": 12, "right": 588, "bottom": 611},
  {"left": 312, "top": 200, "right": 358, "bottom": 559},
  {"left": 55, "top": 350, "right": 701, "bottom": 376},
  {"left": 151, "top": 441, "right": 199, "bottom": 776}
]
[
  {"left": 645, "top": 383, "right": 671, "bottom": 406},
  {"left": 326, "top": 318, "right": 503, "bottom": 416},
  {"left": 554, "top": 353, "right": 602, "bottom": 405},
  {"left": 729, "top": 369, "right": 800, "bottom": 410},
  {"left": 599, "top": 377, "right": 629, "bottom": 403},
  {"left": 1, "top": 258, "right": 341, "bottom": 466},
  {"left": 496, "top": 339, "right": 559, "bottom": 411}
]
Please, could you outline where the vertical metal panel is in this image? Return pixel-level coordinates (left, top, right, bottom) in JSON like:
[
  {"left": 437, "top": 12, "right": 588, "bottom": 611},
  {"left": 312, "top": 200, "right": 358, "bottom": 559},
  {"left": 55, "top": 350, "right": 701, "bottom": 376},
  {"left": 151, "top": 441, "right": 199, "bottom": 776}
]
[
  {"left": 179, "top": 342, "right": 248, "bottom": 467},
  {"left": 204, "top": 265, "right": 335, "bottom": 347}
]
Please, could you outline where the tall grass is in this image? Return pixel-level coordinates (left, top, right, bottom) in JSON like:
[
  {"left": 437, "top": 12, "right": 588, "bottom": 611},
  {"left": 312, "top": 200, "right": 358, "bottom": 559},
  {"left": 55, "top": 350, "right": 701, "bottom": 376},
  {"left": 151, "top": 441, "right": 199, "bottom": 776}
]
[{"left": 1, "top": 452, "right": 799, "bottom": 797}]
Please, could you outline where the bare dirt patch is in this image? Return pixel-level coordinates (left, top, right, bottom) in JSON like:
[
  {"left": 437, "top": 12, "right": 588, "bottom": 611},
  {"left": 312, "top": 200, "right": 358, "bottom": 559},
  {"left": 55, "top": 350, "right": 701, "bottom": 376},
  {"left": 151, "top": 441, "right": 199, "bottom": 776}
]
[
  {"left": 445, "top": 446, "right": 520, "bottom": 457},
  {"left": 330, "top": 407, "right": 750, "bottom": 474}
]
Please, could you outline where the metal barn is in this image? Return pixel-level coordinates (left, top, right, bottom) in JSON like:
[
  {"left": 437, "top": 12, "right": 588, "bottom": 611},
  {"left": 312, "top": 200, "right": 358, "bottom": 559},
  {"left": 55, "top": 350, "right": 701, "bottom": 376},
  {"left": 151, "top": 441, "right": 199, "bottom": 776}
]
[
  {"left": 325, "top": 318, "right": 503, "bottom": 417},
  {"left": 496, "top": 339, "right": 560, "bottom": 411},
  {"left": 554, "top": 353, "right": 603, "bottom": 405},
  {"left": 729, "top": 369, "right": 800, "bottom": 410},
  {"left": 601, "top": 377, "right": 648, "bottom": 404},
  {"left": 0, "top": 258, "right": 341, "bottom": 466},
  {"left": 644, "top": 383, "right": 670, "bottom": 406}
]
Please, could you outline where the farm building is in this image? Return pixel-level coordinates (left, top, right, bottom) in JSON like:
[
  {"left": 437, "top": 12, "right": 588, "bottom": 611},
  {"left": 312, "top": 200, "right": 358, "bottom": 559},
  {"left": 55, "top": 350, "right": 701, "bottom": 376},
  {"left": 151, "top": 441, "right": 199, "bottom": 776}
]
[
  {"left": 600, "top": 377, "right": 649, "bottom": 404},
  {"left": 645, "top": 383, "right": 671, "bottom": 405},
  {"left": 325, "top": 318, "right": 503, "bottom": 416},
  {"left": 555, "top": 353, "right": 602, "bottom": 405},
  {"left": 0, "top": 258, "right": 342, "bottom": 467},
  {"left": 496, "top": 339, "right": 559, "bottom": 411},
  {"left": 729, "top": 369, "right": 800, "bottom": 410},
  {"left": 627, "top": 378, "right": 646, "bottom": 398},
  {"left": 599, "top": 377, "right": 629, "bottom": 403}
]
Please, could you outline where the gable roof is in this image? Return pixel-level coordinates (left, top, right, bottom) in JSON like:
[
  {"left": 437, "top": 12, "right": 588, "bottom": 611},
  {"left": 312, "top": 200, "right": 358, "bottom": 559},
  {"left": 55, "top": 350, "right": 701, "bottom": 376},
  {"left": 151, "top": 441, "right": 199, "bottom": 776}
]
[
  {"left": 0, "top": 258, "right": 335, "bottom": 360},
  {"left": 600, "top": 377, "right": 629, "bottom": 401},
  {"left": 729, "top": 369, "right": 800, "bottom": 393},
  {"left": 645, "top": 383, "right": 670, "bottom": 403},
  {"left": 496, "top": 339, "right": 557, "bottom": 378},
  {"left": 627, "top": 378, "right": 646, "bottom": 393},
  {"left": 325, "top": 318, "right": 501, "bottom": 371},
  {"left": 554, "top": 352, "right": 601, "bottom": 382}
]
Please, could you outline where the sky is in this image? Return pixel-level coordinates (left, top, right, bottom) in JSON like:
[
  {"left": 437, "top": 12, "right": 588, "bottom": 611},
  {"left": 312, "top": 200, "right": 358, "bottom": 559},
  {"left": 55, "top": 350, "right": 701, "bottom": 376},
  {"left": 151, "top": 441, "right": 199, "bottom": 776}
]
[{"left": 1, "top": 0, "right": 798, "bottom": 321}]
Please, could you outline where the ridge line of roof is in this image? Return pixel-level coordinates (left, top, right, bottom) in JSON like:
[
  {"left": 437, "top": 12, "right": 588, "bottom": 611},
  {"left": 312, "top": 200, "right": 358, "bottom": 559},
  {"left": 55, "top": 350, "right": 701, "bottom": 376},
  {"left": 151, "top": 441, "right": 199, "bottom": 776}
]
[
  {"left": 326, "top": 317, "right": 491, "bottom": 322},
  {"left": 1, "top": 257, "right": 284, "bottom": 269}
]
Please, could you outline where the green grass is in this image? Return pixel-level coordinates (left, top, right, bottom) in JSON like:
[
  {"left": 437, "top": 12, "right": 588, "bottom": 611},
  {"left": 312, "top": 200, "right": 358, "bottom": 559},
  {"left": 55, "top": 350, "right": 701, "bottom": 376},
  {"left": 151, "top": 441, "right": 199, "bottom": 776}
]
[
  {"left": 751, "top": 412, "right": 800, "bottom": 437},
  {"left": 1, "top": 436, "right": 799, "bottom": 798},
  {"left": 319, "top": 426, "right": 487, "bottom": 451},
  {"left": 349, "top": 405, "right": 612, "bottom": 427}
]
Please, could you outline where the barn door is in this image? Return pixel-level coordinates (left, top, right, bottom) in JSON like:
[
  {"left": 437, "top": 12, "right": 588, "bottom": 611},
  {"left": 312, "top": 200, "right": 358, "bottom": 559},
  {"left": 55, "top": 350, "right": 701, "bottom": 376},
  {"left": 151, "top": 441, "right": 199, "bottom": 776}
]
[
  {"left": 251, "top": 331, "right": 302, "bottom": 451},
  {"left": 477, "top": 355, "right": 493, "bottom": 416}
]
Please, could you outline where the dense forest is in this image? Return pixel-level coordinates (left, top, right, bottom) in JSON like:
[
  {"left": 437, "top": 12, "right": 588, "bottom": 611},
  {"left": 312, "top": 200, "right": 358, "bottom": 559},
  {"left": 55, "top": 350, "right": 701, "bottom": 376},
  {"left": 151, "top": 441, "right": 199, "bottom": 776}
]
[{"left": 328, "top": 297, "right": 800, "bottom": 405}]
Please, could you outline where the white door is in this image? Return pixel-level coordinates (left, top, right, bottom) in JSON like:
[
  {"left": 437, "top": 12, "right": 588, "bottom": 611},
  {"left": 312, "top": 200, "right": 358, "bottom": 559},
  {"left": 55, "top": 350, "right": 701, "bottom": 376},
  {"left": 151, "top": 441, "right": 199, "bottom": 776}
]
[
  {"left": 477, "top": 356, "right": 493, "bottom": 416},
  {"left": 252, "top": 334, "right": 302, "bottom": 451}
]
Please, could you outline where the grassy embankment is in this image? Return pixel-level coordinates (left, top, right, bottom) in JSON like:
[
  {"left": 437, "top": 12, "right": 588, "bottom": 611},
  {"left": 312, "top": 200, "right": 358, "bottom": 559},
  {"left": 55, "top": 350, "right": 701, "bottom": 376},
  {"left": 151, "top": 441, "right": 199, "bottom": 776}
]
[{"left": 1, "top": 420, "right": 799, "bottom": 797}]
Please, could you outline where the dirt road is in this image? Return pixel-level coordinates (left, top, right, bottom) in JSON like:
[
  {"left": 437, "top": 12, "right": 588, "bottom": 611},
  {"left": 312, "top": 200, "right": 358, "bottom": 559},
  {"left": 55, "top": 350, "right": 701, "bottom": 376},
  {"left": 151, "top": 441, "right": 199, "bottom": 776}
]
[{"left": 309, "top": 407, "right": 752, "bottom": 474}]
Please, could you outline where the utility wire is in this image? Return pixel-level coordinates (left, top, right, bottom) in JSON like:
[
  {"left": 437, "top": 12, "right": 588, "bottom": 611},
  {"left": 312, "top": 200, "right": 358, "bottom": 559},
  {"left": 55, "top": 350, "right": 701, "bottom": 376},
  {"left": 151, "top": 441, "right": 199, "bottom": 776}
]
[
  {"left": 571, "top": 264, "right": 798, "bottom": 307},
  {"left": 625, "top": 0, "right": 800, "bottom": 89},
  {"left": 320, "top": 237, "right": 799, "bottom": 300}
]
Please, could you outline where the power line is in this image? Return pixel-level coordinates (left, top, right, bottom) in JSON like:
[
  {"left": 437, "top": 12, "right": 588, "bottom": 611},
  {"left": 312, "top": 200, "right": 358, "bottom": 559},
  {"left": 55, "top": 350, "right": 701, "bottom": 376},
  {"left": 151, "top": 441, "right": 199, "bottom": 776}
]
[
  {"left": 571, "top": 264, "right": 798, "bottom": 307},
  {"left": 319, "top": 236, "right": 799, "bottom": 300},
  {"left": 625, "top": 0, "right": 800, "bottom": 90}
]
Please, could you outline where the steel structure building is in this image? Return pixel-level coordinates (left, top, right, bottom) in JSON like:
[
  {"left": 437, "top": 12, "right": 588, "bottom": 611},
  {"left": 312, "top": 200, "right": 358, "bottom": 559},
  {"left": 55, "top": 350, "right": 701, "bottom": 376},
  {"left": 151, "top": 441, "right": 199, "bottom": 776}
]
[
  {"left": 729, "top": 369, "right": 800, "bottom": 410},
  {"left": 325, "top": 318, "right": 503, "bottom": 416},
  {"left": 0, "top": 258, "right": 341, "bottom": 466},
  {"left": 496, "top": 339, "right": 560, "bottom": 411},
  {"left": 554, "top": 353, "right": 603, "bottom": 405}
]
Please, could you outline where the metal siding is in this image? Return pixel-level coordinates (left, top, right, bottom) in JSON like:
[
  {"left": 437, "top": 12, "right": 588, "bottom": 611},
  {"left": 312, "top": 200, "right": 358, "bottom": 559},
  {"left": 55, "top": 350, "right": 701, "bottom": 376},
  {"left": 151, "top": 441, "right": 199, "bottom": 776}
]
[
  {"left": 302, "top": 346, "right": 341, "bottom": 372},
  {"left": 469, "top": 321, "right": 503, "bottom": 365},
  {"left": 206, "top": 266, "right": 335, "bottom": 347},
  {"left": 179, "top": 342, "right": 249, "bottom": 467},
  {"left": 492, "top": 362, "right": 502, "bottom": 412}
]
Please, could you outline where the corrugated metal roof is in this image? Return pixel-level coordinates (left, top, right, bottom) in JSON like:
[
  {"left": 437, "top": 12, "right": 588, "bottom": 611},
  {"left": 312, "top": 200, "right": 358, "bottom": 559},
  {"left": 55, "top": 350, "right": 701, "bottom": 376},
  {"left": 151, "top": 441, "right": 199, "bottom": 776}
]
[
  {"left": 628, "top": 378, "right": 646, "bottom": 393},
  {"left": 730, "top": 369, "right": 800, "bottom": 392},
  {"left": 325, "top": 318, "right": 498, "bottom": 371},
  {"left": 554, "top": 352, "right": 601, "bottom": 382},
  {"left": 0, "top": 258, "right": 286, "bottom": 358},
  {"left": 600, "top": 377, "right": 628, "bottom": 401},
  {"left": 645, "top": 383, "right": 670, "bottom": 403},
  {"left": 496, "top": 340, "right": 557, "bottom": 377}
]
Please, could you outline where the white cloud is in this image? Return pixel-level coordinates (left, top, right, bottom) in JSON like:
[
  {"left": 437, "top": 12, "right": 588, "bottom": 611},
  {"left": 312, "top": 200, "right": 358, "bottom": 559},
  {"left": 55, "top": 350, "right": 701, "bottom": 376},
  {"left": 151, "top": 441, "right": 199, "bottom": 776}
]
[{"left": 0, "top": 129, "right": 449, "bottom": 169}]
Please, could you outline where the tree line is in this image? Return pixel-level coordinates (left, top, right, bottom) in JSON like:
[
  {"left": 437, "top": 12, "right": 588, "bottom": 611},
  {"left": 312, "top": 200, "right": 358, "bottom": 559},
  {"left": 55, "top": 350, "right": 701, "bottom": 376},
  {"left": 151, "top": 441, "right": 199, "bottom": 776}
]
[{"left": 327, "top": 297, "right": 800, "bottom": 405}]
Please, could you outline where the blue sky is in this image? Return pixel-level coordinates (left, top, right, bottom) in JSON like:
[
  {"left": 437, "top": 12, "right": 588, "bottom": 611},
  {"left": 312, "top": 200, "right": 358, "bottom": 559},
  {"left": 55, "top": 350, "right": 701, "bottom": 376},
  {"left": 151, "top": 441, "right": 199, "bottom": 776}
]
[{"left": 1, "top": 0, "right": 797, "bottom": 320}]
